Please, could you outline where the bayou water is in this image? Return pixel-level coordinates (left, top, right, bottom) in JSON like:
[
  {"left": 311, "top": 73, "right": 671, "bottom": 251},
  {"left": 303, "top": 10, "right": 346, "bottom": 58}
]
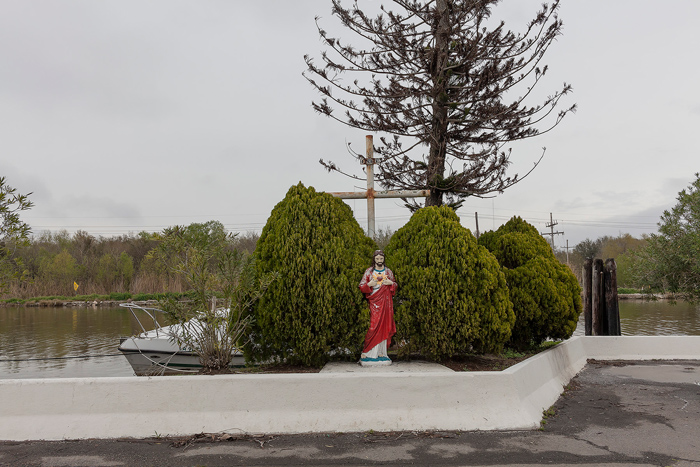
[
  {"left": 571, "top": 299, "right": 700, "bottom": 337},
  {"left": 1, "top": 301, "right": 699, "bottom": 379},
  {"left": 0, "top": 306, "right": 163, "bottom": 379}
]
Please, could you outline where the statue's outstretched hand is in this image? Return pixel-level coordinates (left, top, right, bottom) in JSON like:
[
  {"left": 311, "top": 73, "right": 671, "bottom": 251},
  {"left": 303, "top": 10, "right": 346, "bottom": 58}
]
[
  {"left": 368, "top": 280, "right": 378, "bottom": 287},
  {"left": 383, "top": 278, "right": 393, "bottom": 286}
]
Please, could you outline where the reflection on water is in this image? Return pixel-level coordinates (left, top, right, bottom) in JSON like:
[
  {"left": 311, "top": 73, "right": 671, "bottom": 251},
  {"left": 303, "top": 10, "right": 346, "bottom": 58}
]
[
  {"left": 618, "top": 300, "right": 700, "bottom": 335},
  {"left": 0, "top": 306, "right": 163, "bottom": 379},
  {"left": 2, "top": 300, "right": 699, "bottom": 379},
  {"left": 572, "top": 300, "right": 700, "bottom": 336}
]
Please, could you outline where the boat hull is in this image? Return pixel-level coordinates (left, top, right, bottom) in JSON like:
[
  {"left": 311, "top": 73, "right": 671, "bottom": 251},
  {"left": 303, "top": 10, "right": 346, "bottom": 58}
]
[
  {"left": 119, "top": 348, "right": 246, "bottom": 376},
  {"left": 118, "top": 335, "right": 245, "bottom": 376}
]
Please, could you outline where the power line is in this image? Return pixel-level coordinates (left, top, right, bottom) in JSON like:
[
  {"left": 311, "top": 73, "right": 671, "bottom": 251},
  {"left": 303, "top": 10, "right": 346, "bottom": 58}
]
[{"left": 25, "top": 208, "right": 661, "bottom": 238}]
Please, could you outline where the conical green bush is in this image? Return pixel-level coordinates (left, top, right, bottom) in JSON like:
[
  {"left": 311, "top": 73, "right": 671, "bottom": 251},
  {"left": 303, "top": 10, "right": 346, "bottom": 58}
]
[
  {"left": 251, "top": 183, "right": 376, "bottom": 366},
  {"left": 478, "top": 216, "right": 582, "bottom": 349},
  {"left": 385, "top": 206, "right": 514, "bottom": 359}
]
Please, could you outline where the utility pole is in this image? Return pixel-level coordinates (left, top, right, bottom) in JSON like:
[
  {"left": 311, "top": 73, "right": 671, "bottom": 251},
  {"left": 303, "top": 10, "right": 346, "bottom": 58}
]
[
  {"left": 563, "top": 239, "right": 572, "bottom": 265},
  {"left": 327, "top": 135, "right": 429, "bottom": 238},
  {"left": 541, "top": 212, "right": 564, "bottom": 249}
]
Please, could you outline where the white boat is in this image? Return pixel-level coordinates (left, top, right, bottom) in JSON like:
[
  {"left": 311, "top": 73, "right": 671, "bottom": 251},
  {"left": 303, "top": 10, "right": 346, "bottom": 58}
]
[{"left": 118, "top": 303, "right": 245, "bottom": 376}]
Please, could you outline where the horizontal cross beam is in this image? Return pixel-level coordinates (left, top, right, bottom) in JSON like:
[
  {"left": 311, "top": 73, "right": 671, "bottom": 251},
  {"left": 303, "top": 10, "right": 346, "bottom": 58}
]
[{"left": 329, "top": 189, "right": 430, "bottom": 200}]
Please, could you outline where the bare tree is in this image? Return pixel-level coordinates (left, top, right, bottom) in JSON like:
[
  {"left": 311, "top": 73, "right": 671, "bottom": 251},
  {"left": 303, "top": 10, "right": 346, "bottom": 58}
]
[{"left": 305, "top": 0, "right": 575, "bottom": 209}]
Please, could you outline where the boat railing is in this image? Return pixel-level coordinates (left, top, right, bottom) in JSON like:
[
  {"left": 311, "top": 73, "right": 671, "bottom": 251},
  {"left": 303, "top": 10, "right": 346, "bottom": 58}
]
[{"left": 119, "top": 302, "right": 164, "bottom": 338}]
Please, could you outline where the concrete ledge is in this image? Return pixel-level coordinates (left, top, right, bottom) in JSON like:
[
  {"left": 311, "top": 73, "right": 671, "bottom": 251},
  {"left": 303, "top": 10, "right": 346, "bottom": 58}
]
[
  {"left": 1, "top": 336, "right": 699, "bottom": 441},
  {"left": 582, "top": 335, "right": 700, "bottom": 360}
]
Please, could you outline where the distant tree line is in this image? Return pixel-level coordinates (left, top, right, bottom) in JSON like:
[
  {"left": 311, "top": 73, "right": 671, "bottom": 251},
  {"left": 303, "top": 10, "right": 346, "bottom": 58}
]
[
  {"left": 2, "top": 227, "right": 259, "bottom": 299},
  {"left": 553, "top": 233, "right": 647, "bottom": 288},
  {"left": 0, "top": 222, "right": 657, "bottom": 300}
]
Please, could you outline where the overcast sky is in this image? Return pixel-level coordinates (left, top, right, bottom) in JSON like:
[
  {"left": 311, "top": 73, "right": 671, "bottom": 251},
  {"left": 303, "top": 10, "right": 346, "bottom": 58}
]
[{"left": 2, "top": 0, "right": 698, "bottom": 249}]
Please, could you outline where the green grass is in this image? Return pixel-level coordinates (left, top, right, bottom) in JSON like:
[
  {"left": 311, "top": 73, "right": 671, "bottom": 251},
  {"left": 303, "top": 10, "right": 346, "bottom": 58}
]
[
  {"left": 497, "top": 340, "right": 559, "bottom": 359},
  {"left": 539, "top": 405, "right": 557, "bottom": 429},
  {"left": 500, "top": 348, "right": 525, "bottom": 359},
  {"left": 108, "top": 292, "right": 132, "bottom": 301}
]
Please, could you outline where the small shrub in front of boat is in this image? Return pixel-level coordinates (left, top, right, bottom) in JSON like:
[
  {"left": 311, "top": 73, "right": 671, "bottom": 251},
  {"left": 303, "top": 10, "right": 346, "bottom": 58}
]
[
  {"left": 252, "top": 183, "right": 376, "bottom": 367},
  {"left": 153, "top": 221, "right": 276, "bottom": 373}
]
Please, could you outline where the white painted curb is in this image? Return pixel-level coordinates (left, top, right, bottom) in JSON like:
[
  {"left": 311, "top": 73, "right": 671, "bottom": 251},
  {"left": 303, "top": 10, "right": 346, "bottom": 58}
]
[{"left": 1, "top": 336, "right": 698, "bottom": 441}]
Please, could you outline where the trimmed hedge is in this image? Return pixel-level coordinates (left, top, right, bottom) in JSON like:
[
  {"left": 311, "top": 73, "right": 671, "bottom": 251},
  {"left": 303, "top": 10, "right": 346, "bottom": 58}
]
[
  {"left": 478, "top": 216, "right": 582, "bottom": 349},
  {"left": 251, "top": 183, "right": 376, "bottom": 367},
  {"left": 385, "top": 206, "right": 514, "bottom": 359}
]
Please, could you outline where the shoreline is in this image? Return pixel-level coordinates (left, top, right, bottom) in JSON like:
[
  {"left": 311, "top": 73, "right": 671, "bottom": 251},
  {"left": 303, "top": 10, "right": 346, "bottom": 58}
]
[
  {"left": 0, "top": 299, "right": 160, "bottom": 308},
  {"left": 1, "top": 293, "right": 680, "bottom": 307},
  {"left": 617, "top": 293, "right": 678, "bottom": 300}
]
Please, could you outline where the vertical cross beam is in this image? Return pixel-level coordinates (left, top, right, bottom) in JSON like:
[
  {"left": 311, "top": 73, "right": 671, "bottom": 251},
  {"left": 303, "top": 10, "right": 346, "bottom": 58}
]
[{"left": 365, "top": 136, "right": 376, "bottom": 238}]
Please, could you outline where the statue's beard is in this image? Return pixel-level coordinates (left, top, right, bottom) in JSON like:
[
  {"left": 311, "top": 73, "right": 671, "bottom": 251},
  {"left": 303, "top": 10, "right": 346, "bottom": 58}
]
[{"left": 375, "top": 260, "right": 384, "bottom": 268}]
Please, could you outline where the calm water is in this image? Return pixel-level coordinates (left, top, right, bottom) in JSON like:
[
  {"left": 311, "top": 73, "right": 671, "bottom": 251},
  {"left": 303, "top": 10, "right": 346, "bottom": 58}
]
[
  {"left": 572, "top": 300, "right": 700, "bottom": 337},
  {"left": 2, "top": 301, "right": 700, "bottom": 379},
  {"left": 0, "top": 306, "right": 164, "bottom": 379}
]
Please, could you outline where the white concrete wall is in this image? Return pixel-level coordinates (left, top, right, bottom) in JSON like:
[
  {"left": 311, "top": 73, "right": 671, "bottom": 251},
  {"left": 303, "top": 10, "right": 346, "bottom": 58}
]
[
  {"left": 1, "top": 336, "right": 699, "bottom": 441},
  {"left": 582, "top": 335, "right": 700, "bottom": 360}
]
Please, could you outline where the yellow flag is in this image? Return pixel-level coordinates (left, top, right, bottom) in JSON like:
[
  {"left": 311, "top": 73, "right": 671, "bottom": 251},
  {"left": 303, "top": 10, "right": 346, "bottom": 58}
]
[{"left": 73, "top": 281, "right": 79, "bottom": 292}]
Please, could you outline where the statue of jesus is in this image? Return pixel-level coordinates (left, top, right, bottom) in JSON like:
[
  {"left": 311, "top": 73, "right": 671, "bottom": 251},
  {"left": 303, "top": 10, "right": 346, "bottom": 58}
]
[{"left": 358, "top": 250, "right": 397, "bottom": 366}]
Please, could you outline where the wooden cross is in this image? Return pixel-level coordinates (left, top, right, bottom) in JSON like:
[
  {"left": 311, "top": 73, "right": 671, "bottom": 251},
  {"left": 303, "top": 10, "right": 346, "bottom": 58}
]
[{"left": 327, "top": 135, "right": 429, "bottom": 238}]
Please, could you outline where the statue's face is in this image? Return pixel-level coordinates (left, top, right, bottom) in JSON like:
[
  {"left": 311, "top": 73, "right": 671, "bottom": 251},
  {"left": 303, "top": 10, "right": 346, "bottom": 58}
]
[{"left": 374, "top": 254, "right": 384, "bottom": 266}]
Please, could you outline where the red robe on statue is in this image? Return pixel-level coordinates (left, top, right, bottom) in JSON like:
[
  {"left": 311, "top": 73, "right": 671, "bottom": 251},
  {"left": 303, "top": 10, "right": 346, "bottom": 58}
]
[{"left": 359, "top": 267, "right": 397, "bottom": 353}]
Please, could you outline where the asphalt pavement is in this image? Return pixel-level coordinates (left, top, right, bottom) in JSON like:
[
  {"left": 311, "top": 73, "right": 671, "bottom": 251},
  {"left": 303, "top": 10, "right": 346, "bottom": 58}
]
[{"left": 1, "top": 360, "right": 699, "bottom": 466}]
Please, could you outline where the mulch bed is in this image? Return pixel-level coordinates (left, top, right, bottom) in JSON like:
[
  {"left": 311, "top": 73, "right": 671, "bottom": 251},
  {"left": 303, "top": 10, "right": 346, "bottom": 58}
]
[
  {"left": 194, "top": 351, "right": 541, "bottom": 376},
  {"left": 223, "top": 354, "right": 532, "bottom": 374},
  {"left": 241, "top": 364, "right": 322, "bottom": 374},
  {"left": 433, "top": 354, "right": 532, "bottom": 372}
]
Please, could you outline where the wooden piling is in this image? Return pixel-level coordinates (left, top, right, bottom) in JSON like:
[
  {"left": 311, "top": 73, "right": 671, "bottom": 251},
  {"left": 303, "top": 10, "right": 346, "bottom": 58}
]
[
  {"left": 604, "top": 258, "right": 621, "bottom": 336},
  {"left": 592, "top": 259, "right": 604, "bottom": 335},
  {"left": 583, "top": 258, "right": 593, "bottom": 336}
]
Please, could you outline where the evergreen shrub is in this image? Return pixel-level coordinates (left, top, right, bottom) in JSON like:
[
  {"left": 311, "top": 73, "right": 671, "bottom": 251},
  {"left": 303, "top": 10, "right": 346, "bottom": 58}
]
[
  {"left": 478, "top": 216, "right": 582, "bottom": 349},
  {"left": 384, "top": 206, "right": 514, "bottom": 360},
  {"left": 252, "top": 183, "right": 376, "bottom": 367}
]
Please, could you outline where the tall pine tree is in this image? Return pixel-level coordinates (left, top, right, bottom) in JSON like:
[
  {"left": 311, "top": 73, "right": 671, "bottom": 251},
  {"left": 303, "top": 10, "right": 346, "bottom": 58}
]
[{"left": 305, "top": 0, "right": 575, "bottom": 209}]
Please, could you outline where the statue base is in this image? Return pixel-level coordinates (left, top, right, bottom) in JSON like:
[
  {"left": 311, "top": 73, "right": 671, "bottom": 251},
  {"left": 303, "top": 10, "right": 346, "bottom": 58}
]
[{"left": 359, "top": 356, "right": 392, "bottom": 367}]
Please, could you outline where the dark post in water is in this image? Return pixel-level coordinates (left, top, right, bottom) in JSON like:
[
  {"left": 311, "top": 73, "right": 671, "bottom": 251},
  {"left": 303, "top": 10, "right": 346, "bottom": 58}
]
[
  {"left": 583, "top": 257, "right": 621, "bottom": 336},
  {"left": 583, "top": 258, "right": 593, "bottom": 335},
  {"left": 604, "top": 258, "right": 621, "bottom": 336},
  {"left": 591, "top": 259, "right": 604, "bottom": 335}
]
